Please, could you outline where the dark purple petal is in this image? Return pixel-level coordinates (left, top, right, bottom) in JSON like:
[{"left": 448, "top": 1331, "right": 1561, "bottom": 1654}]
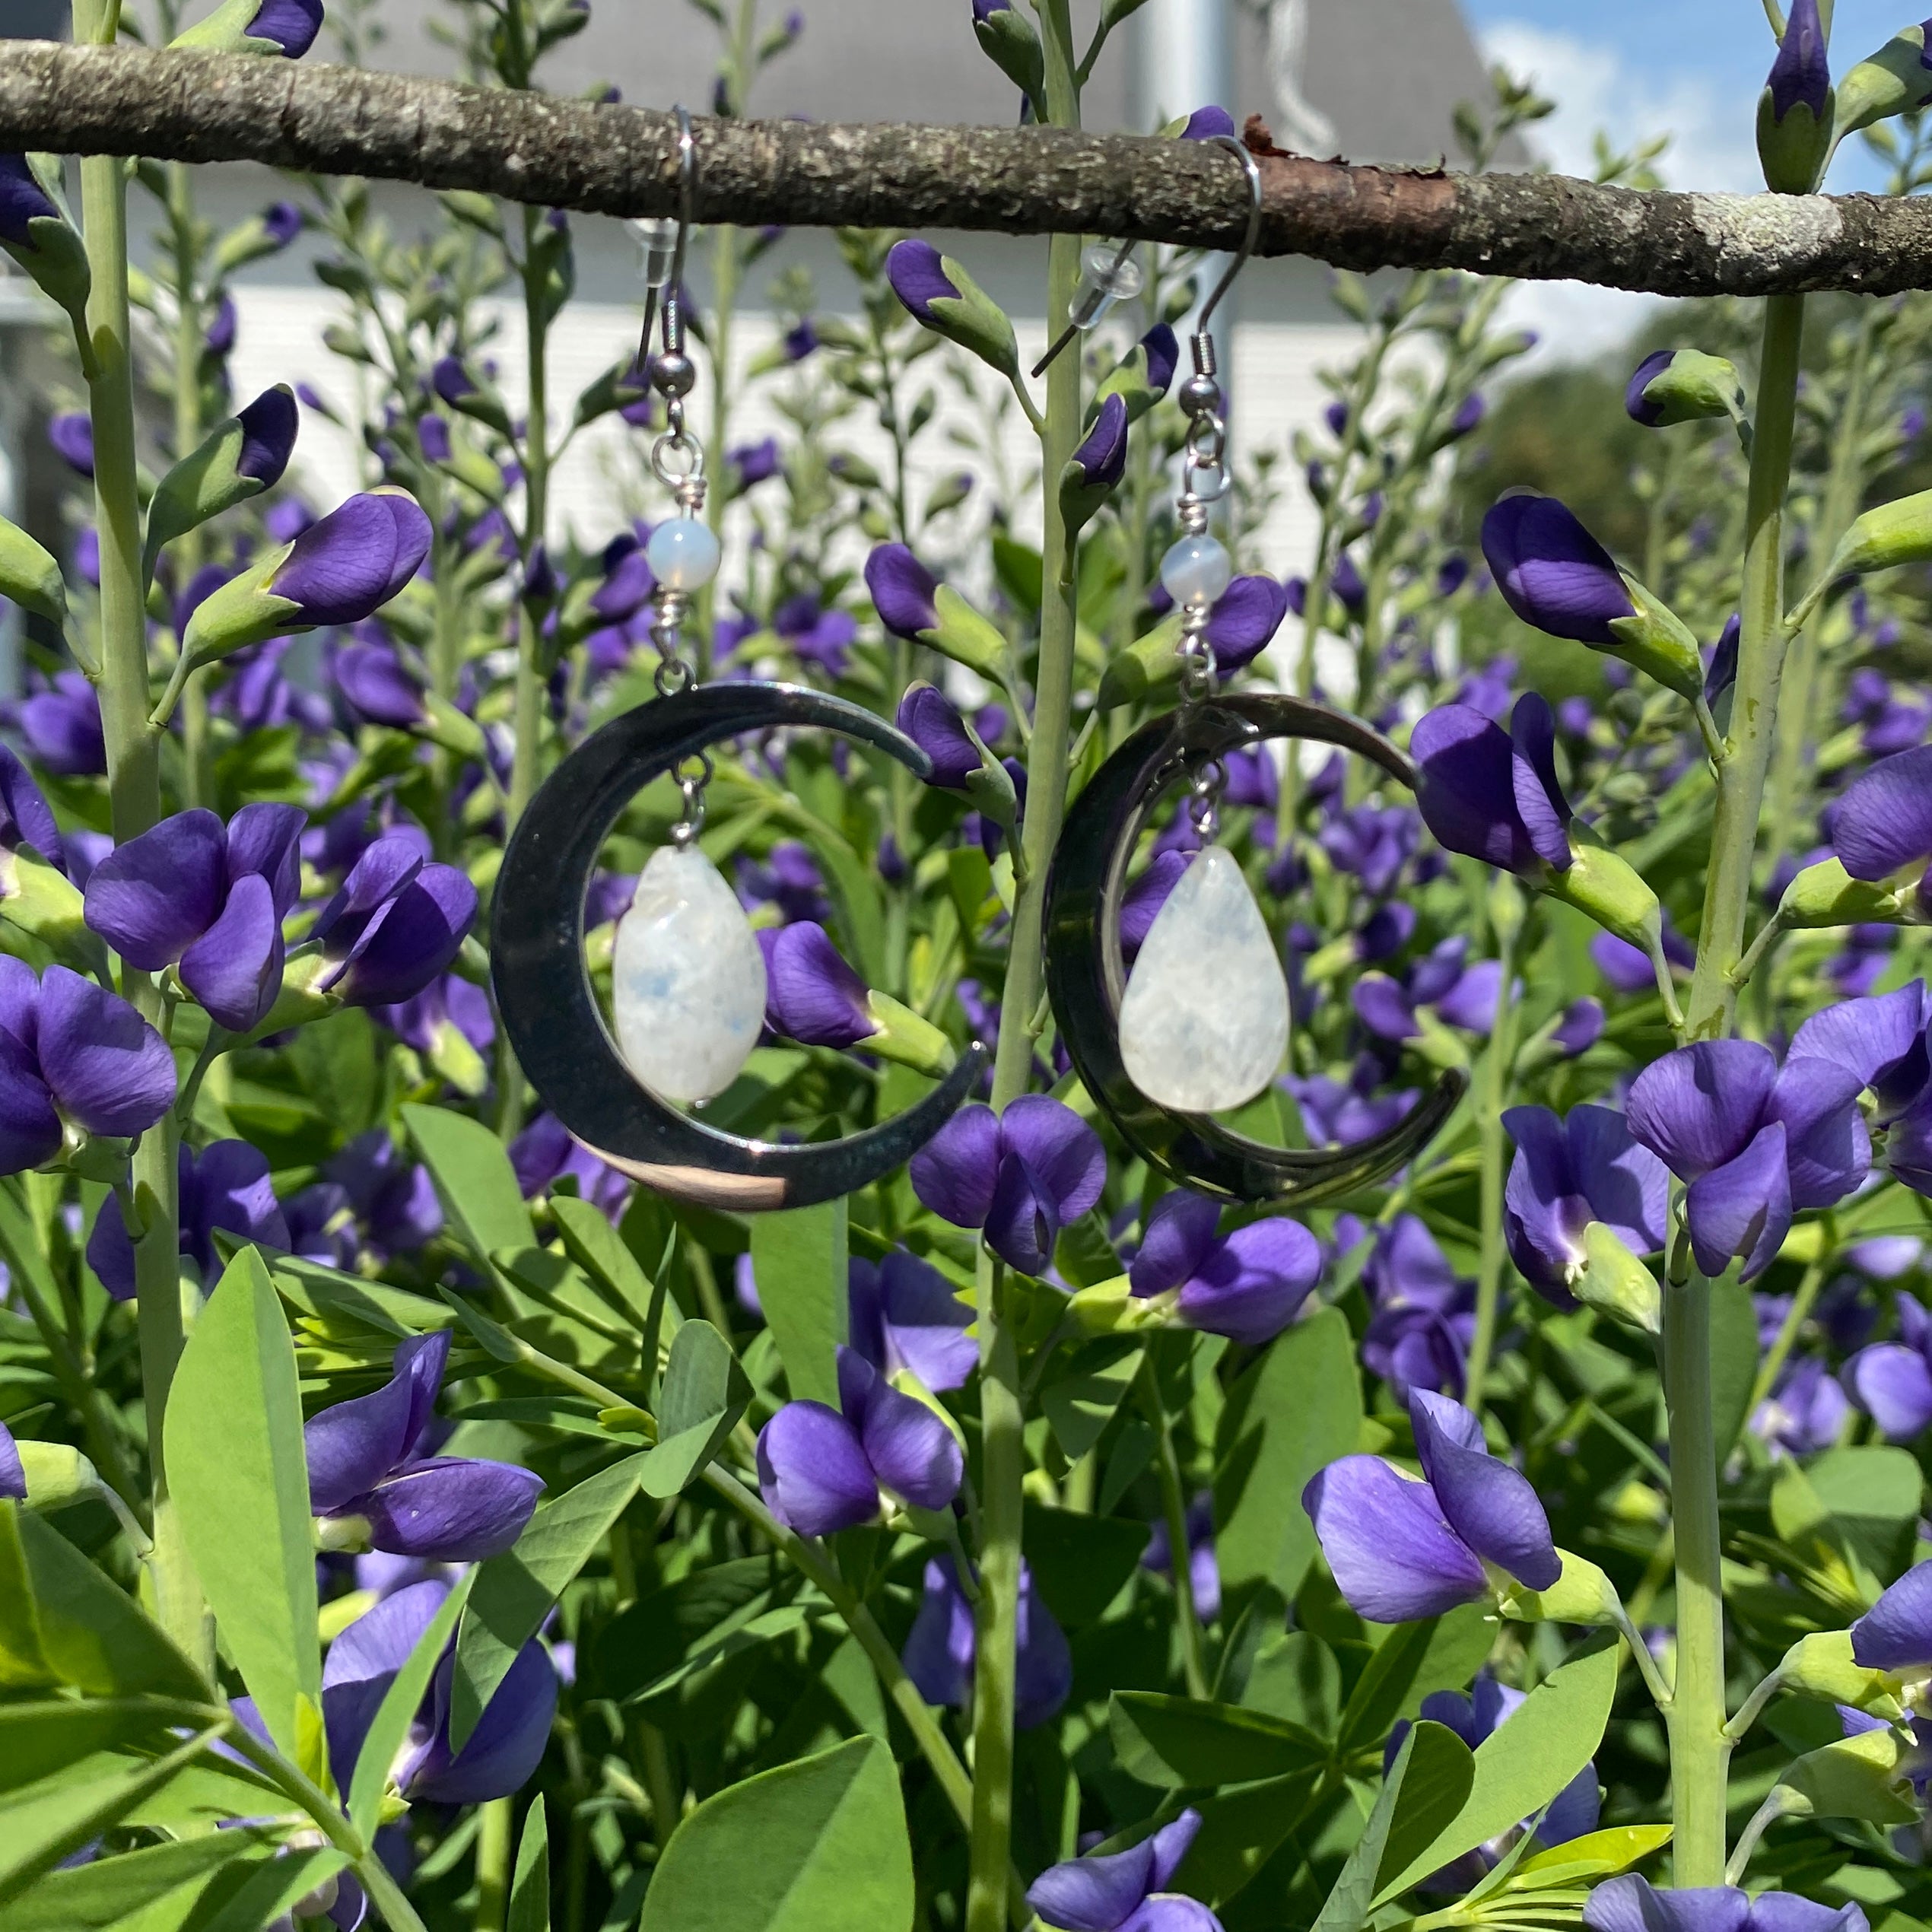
[
  {"left": 910, "top": 1102, "right": 1001, "bottom": 1229},
  {"left": 246, "top": 0, "right": 324, "bottom": 56},
  {"left": 885, "top": 239, "right": 961, "bottom": 326},
  {"left": 1204, "top": 576, "right": 1290, "bottom": 673},
  {"left": 235, "top": 386, "right": 297, "bottom": 486},
  {"left": 875, "top": 1250, "right": 977, "bottom": 1393},
  {"left": 1070, "top": 394, "right": 1129, "bottom": 490},
  {"left": 1749, "top": 1898, "right": 1867, "bottom": 1932},
  {"left": 897, "top": 683, "right": 984, "bottom": 791},
  {"left": 1768, "top": 1056, "right": 1870, "bottom": 1209},
  {"left": 1411, "top": 1389, "right": 1560, "bottom": 1590},
  {"left": 1130, "top": 1190, "right": 1222, "bottom": 1296},
  {"left": 1481, "top": 494, "right": 1635, "bottom": 645},
  {"left": 1768, "top": 0, "right": 1829, "bottom": 120},
  {"left": 1552, "top": 996, "right": 1605, "bottom": 1057},
  {"left": 0, "top": 1422, "right": 23, "bottom": 1501},
  {"left": 1015, "top": 1560, "right": 1072, "bottom": 1728},
  {"left": 985, "top": 1152, "right": 1062, "bottom": 1275},
  {"left": 1791, "top": 982, "right": 1930, "bottom": 1120},
  {"left": 36, "top": 965, "right": 177, "bottom": 1136},
  {"left": 1302, "top": 1454, "right": 1489, "bottom": 1624},
  {"left": 332, "top": 866, "right": 478, "bottom": 1007},
  {"left": 1584, "top": 1878, "right": 1751, "bottom": 1932},
  {"left": 1142, "top": 323, "right": 1179, "bottom": 396},
  {"left": 902, "top": 1556, "right": 975, "bottom": 1708},
  {"left": 998, "top": 1094, "right": 1105, "bottom": 1223},
  {"left": 1848, "top": 1344, "right": 1932, "bottom": 1439},
  {"left": 1176, "top": 1218, "right": 1321, "bottom": 1346},
  {"left": 1028, "top": 1838, "right": 1159, "bottom": 1932},
  {"left": 1626, "top": 1041, "right": 1778, "bottom": 1180},
  {"left": 225, "top": 802, "right": 307, "bottom": 919},
  {"left": 1411, "top": 704, "right": 1540, "bottom": 872},
  {"left": 1179, "top": 106, "right": 1237, "bottom": 140},
  {"left": 180, "top": 873, "right": 284, "bottom": 1033},
  {"left": 1853, "top": 1560, "right": 1932, "bottom": 1670},
  {"left": 84, "top": 809, "right": 227, "bottom": 968},
  {"left": 866, "top": 543, "right": 941, "bottom": 639},
  {"left": 761, "top": 923, "right": 874, "bottom": 1048},
  {"left": 0, "top": 1025, "right": 59, "bottom": 1180},
  {"left": 1685, "top": 1121, "right": 1792, "bottom": 1282},
  {"left": 272, "top": 493, "right": 431, "bottom": 627},
  {"left": 1120, "top": 850, "right": 1189, "bottom": 953},
  {"left": 307, "top": 1343, "right": 437, "bottom": 1514},
  {"left": 1435, "top": 961, "right": 1502, "bottom": 1035},
  {"left": 1353, "top": 974, "right": 1420, "bottom": 1042},
  {"left": 1146, "top": 1811, "right": 1203, "bottom": 1892},
  {"left": 756, "top": 1401, "right": 879, "bottom": 1535},
  {"left": 311, "top": 832, "right": 427, "bottom": 948},
  {"left": 356, "top": 1457, "right": 543, "bottom": 1562},
  {"left": 1624, "top": 350, "right": 1676, "bottom": 427},
  {"left": 1508, "top": 693, "right": 1572, "bottom": 867},
  {"left": 337, "top": 642, "right": 427, "bottom": 729},
  {"left": 840, "top": 1346, "right": 964, "bottom": 1510},
  {"left": 48, "top": 414, "right": 94, "bottom": 480},
  {"left": 1120, "top": 1900, "right": 1221, "bottom": 1932},
  {"left": 408, "top": 1637, "right": 558, "bottom": 1805},
  {"left": 184, "top": 1137, "right": 288, "bottom": 1277},
  {"left": 1834, "top": 745, "right": 1932, "bottom": 880},
  {"left": 0, "top": 744, "right": 64, "bottom": 873},
  {"left": 320, "top": 1579, "right": 446, "bottom": 1793},
  {"left": 0, "top": 154, "right": 59, "bottom": 248},
  {"left": 19, "top": 676, "right": 105, "bottom": 777},
  {"left": 1501, "top": 1104, "right": 1589, "bottom": 1292},
  {"left": 1564, "top": 1103, "right": 1670, "bottom": 1254}
]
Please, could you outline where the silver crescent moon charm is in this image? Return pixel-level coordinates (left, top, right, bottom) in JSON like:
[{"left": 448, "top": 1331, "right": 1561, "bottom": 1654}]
[
  {"left": 492, "top": 682, "right": 989, "bottom": 1212},
  {"left": 1044, "top": 691, "right": 1466, "bottom": 1206}
]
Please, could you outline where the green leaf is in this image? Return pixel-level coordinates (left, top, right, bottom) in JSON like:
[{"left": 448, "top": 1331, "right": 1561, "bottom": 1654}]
[
  {"left": 1339, "top": 1606, "right": 1493, "bottom": 1752},
  {"left": 5, "top": 1832, "right": 263, "bottom": 1932},
  {"left": 1505, "top": 1824, "right": 1674, "bottom": 1890},
  {"left": 1174, "top": 1768, "right": 1324, "bottom": 1909},
  {"left": 639, "top": 1735, "right": 914, "bottom": 1932},
  {"left": 1314, "top": 1720, "right": 1472, "bottom": 1932},
  {"left": 1040, "top": 1339, "right": 1142, "bottom": 1461},
  {"left": 1372, "top": 1641, "right": 1620, "bottom": 1905},
  {"left": 0, "top": 1728, "right": 222, "bottom": 1910},
  {"left": 551, "top": 1193, "right": 657, "bottom": 1327},
  {"left": 0, "top": 1501, "right": 56, "bottom": 1689},
  {"left": 1213, "top": 1308, "right": 1363, "bottom": 1601},
  {"left": 1241, "top": 1631, "right": 1342, "bottom": 1737},
  {"left": 510, "top": 1794, "right": 551, "bottom": 1932},
  {"left": 748, "top": 1200, "right": 848, "bottom": 1406},
  {"left": 265, "top": 1249, "right": 446, "bottom": 1340},
  {"left": 14, "top": 1511, "right": 205, "bottom": 1702},
  {"left": 1022, "top": 1506, "right": 1150, "bottom": 1627},
  {"left": 1374, "top": 1721, "right": 1479, "bottom": 1897},
  {"left": 349, "top": 1568, "right": 475, "bottom": 1839},
  {"left": 1109, "top": 1692, "right": 1328, "bottom": 1789},
  {"left": 451, "top": 1455, "right": 647, "bottom": 1752},
  {"left": 640, "top": 1322, "right": 752, "bottom": 1498},
  {"left": 1708, "top": 1272, "right": 1759, "bottom": 1463},
  {"left": 0, "top": 1698, "right": 186, "bottom": 1794},
  {"left": 190, "top": 1847, "right": 352, "bottom": 1932},
  {"left": 165, "top": 1245, "right": 318, "bottom": 1768},
  {"left": 404, "top": 1102, "right": 536, "bottom": 1265},
  {"left": 593, "top": 1555, "right": 778, "bottom": 1701}
]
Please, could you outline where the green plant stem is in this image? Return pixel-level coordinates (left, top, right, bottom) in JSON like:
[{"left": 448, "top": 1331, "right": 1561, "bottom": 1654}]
[
  {"left": 166, "top": 160, "right": 209, "bottom": 807},
  {"left": 75, "top": 0, "right": 198, "bottom": 1667},
  {"left": 1139, "top": 1352, "right": 1207, "bottom": 1698},
  {"left": 1663, "top": 1269, "right": 1731, "bottom": 1886},
  {"left": 1683, "top": 293, "right": 1806, "bottom": 1041},
  {"left": 475, "top": 1795, "right": 513, "bottom": 1932},
  {"left": 1463, "top": 929, "right": 1517, "bottom": 1410},
  {"left": 702, "top": 223, "right": 740, "bottom": 680},
  {"left": 1749, "top": 1255, "right": 1826, "bottom": 1412}
]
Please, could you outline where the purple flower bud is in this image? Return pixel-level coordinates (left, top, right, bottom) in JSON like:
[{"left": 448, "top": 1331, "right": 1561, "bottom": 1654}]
[
  {"left": 1142, "top": 323, "right": 1179, "bottom": 396},
  {"left": 1331, "top": 551, "right": 1366, "bottom": 615},
  {"left": 1768, "top": 0, "right": 1830, "bottom": 122},
  {"left": 415, "top": 413, "right": 452, "bottom": 465},
  {"left": 848, "top": 1250, "right": 976, "bottom": 1392},
  {"left": 261, "top": 200, "right": 303, "bottom": 249},
  {"left": 1029, "top": 1812, "right": 1203, "bottom": 1927},
  {"left": 311, "top": 831, "right": 478, "bottom": 1007},
  {"left": 272, "top": 492, "right": 431, "bottom": 627},
  {"left": 1069, "top": 393, "right": 1129, "bottom": 491},
  {"left": 337, "top": 640, "right": 428, "bottom": 729},
  {"left": 0, "top": 156, "right": 59, "bottom": 250},
  {"left": 19, "top": 672, "right": 104, "bottom": 777},
  {"left": 1180, "top": 106, "right": 1237, "bottom": 140},
  {"left": 1206, "top": 574, "right": 1290, "bottom": 672},
  {"left": 1833, "top": 743, "right": 1932, "bottom": 882},
  {"left": 1480, "top": 494, "right": 1635, "bottom": 644},
  {"left": 1551, "top": 996, "right": 1605, "bottom": 1057},
  {"left": 758, "top": 922, "right": 875, "bottom": 1049},
  {"left": 203, "top": 294, "right": 237, "bottom": 360},
  {"left": 431, "top": 356, "right": 477, "bottom": 405},
  {"left": 237, "top": 385, "right": 298, "bottom": 487},
  {"left": 782, "top": 317, "right": 819, "bottom": 361},
  {"left": 729, "top": 437, "right": 783, "bottom": 489},
  {"left": 1130, "top": 1190, "right": 1322, "bottom": 1346},
  {"left": 885, "top": 238, "right": 961, "bottom": 328},
  {"left": 971, "top": 0, "right": 1009, "bottom": 17},
  {"left": 48, "top": 412, "right": 93, "bottom": 479},
  {"left": 1412, "top": 693, "right": 1572, "bottom": 875},
  {"left": 896, "top": 683, "right": 984, "bottom": 790},
  {"left": 1447, "top": 392, "right": 1486, "bottom": 437},
  {"left": 246, "top": 0, "right": 323, "bottom": 58},
  {"left": 1624, "top": 349, "right": 1676, "bottom": 426},
  {"left": 866, "top": 544, "right": 942, "bottom": 639},
  {"left": 88, "top": 1137, "right": 289, "bottom": 1300},
  {"left": 905, "top": 1556, "right": 1069, "bottom": 1730},
  {"left": 0, "top": 1420, "right": 22, "bottom": 1501}
]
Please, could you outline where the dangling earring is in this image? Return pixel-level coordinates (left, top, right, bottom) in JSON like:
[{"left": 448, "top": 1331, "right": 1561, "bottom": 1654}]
[
  {"left": 1044, "top": 138, "right": 1465, "bottom": 1204},
  {"left": 493, "top": 108, "right": 987, "bottom": 1212}
]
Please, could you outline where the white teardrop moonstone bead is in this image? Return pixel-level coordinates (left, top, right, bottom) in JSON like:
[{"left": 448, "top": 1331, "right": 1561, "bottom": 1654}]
[
  {"left": 611, "top": 845, "right": 768, "bottom": 1105},
  {"left": 1118, "top": 845, "right": 1290, "bottom": 1114}
]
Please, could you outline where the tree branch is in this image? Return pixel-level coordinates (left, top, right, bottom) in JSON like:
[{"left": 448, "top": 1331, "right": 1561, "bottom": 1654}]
[{"left": 3, "top": 40, "right": 1931, "bottom": 296}]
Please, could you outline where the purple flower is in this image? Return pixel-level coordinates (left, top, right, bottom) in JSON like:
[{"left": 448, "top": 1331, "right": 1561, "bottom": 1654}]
[
  {"left": 203, "top": 295, "right": 237, "bottom": 360},
  {"left": 329, "top": 1130, "right": 443, "bottom": 1257},
  {"left": 758, "top": 922, "right": 874, "bottom": 1049},
  {"left": 311, "top": 831, "right": 478, "bottom": 1007},
  {"left": 1447, "top": 393, "right": 1486, "bottom": 438},
  {"left": 1552, "top": 996, "right": 1605, "bottom": 1057},
  {"left": 1361, "top": 1215, "right": 1474, "bottom": 1402},
  {"left": 509, "top": 1111, "right": 630, "bottom": 1221},
  {"left": 755, "top": 1344, "right": 963, "bottom": 1534},
  {"left": 1142, "top": 323, "right": 1179, "bottom": 396},
  {"left": 1481, "top": 495, "right": 1635, "bottom": 645},
  {"left": 235, "top": 385, "right": 298, "bottom": 487},
  {"left": 885, "top": 240, "right": 961, "bottom": 329},
  {"left": 1129, "top": 1190, "right": 1322, "bottom": 1346},
  {"left": 0, "top": 155, "right": 59, "bottom": 248},
  {"left": 1790, "top": 982, "right": 1931, "bottom": 1124},
  {"left": 323, "top": 1579, "right": 556, "bottom": 1806},
  {"left": 1121, "top": 850, "right": 1190, "bottom": 955},
  {"left": 729, "top": 437, "right": 782, "bottom": 489},
  {"left": 1502, "top": 1104, "right": 1669, "bottom": 1307},
  {"left": 1028, "top": 1811, "right": 1212, "bottom": 1930},
  {"left": 84, "top": 805, "right": 305, "bottom": 1033},
  {"left": 910, "top": 1095, "right": 1106, "bottom": 1275},
  {"left": 1593, "top": 922, "right": 1692, "bottom": 994},
  {"left": 1625, "top": 1041, "right": 1869, "bottom": 1282},
  {"left": 897, "top": 683, "right": 986, "bottom": 790},
  {"left": 0, "top": 961, "right": 177, "bottom": 1174},
  {"left": 1069, "top": 394, "right": 1129, "bottom": 491},
  {"left": 1586, "top": 1878, "right": 1864, "bottom": 1932},
  {"left": 87, "top": 1138, "right": 289, "bottom": 1301},
  {"left": 261, "top": 200, "right": 303, "bottom": 248},
  {"left": 1304, "top": 1389, "right": 1560, "bottom": 1623},
  {"left": 1411, "top": 693, "right": 1572, "bottom": 875},
  {"left": 245, "top": 0, "right": 324, "bottom": 57},
  {"left": 1204, "top": 576, "right": 1291, "bottom": 674},
  {"left": 272, "top": 493, "right": 432, "bottom": 628},
  {"left": 1832, "top": 745, "right": 1932, "bottom": 897},
  {"left": 1180, "top": 106, "right": 1237, "bottom": 140},
  {"left": 849, "top": 1250, "right": 976, "bottom": 1393},
  {"left": 1354, "top": 939, "right": 1504, "bottom": 1041},
  {"left": 782, "top": 318, "right": 819, "bottom": 361},
  {"left": 1767, "top": 0, "right": 1830, "bottom": 122},
  {"left": 1624, "top": 350, "right": 1676, "bottom": 427},
  {"left": 307, "top": 1332, "right": 543, "bottom": 1560},
  {"left": 1846, "top": 1292, "right": 1932, "bottom": 1439},
  {"left": 0, "top": 742, "right": 64, "bottom": 874},
  {"left": 774, "top": 595, "right": 858, "bottom": 677},
  {"left": 866, "top": 544, "right": 940, "bottom": 638},
  {"left": 370, "top": 971, "right": 494, "bottom": 1062},
  {"left": 0, "top": 1420, "right": 22, "bottom": 1501},
  {"left": 48, "top": 412, "right": 93, "bottom": 479},
  {"left": 1142, "top": 1492, "right": 1221, "bottom": 1625},
  {"left": 904, "top": 1555, "right": 1070, "bottom": 1731},
  {"left": 1752, "top": 1355, "right": 1851, "bottom": 1457},
  {"left": 337, "top": 638, "right": 427, "bottom": 730}
]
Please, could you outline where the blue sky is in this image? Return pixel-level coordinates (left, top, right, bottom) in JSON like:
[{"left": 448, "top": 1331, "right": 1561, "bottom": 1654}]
[{"left": 1458, "top": 2, "right": 1915, "bottom": 356}]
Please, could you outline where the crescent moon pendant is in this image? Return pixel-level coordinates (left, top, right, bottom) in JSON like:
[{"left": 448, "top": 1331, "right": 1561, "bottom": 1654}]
[
  {"left": 492, "top": 682, "right": 989, "bottom": 1212},
  {"left": 1044, "top": 691, "right": 1467, "bottom": 1205}
]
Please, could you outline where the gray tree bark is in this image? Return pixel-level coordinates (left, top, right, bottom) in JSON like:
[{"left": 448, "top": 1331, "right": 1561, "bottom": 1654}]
[{"left": 2, "top": 40, "right": 1930, "bottom": 296}]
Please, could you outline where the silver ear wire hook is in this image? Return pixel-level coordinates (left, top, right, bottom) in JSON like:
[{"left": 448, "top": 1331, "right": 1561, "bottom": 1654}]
[
  {"left": 1193, "top": 135, "right": 1263, "bottom": 342},
  {"left": 644, "top": 106, "right": 707, "bottom": 507},
  {"left": 634, "top": 105, "right": 698, "bottom": 381}
]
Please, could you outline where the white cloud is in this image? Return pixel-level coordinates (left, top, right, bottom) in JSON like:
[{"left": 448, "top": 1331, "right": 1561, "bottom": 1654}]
[{"left": 1474, "top": 20, "right": 1762, "bottom": 367}]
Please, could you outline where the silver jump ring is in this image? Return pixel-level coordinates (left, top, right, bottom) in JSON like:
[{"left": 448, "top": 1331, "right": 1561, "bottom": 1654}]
[{"left": 652, "top": 429, "right": 705, "bottom": 489}]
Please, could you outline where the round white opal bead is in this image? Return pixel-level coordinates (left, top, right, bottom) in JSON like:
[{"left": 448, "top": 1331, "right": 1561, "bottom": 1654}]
[
  {"left": 645, "top": 517, "right": 722, "bottom": 591},
  {"left": 1158, "top": 533, "right": 1233, "bottom": 609}
]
